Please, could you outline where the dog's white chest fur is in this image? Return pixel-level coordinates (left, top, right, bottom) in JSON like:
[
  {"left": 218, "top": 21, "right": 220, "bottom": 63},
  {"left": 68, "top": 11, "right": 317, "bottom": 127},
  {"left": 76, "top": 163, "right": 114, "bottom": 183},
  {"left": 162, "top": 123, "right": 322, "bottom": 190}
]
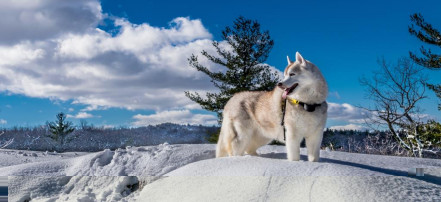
[{"left": 286, "top": 103, "right": 327, "bottom": 137}]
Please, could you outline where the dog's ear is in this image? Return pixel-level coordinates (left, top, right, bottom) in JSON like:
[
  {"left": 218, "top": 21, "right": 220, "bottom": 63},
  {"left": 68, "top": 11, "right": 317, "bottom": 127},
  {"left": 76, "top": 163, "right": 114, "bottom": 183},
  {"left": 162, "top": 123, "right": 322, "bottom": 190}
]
[
  {"left": 287, "top": 56, "right": 292, "bottom": 65},
  {"left": 296, "top": 52, "right": 306, "bottom": 65}
]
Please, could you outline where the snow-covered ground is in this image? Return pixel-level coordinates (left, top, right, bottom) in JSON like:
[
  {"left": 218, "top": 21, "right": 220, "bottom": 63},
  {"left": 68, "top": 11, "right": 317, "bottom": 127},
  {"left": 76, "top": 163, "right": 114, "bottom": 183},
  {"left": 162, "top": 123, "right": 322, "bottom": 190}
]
[{"left": 1, "top": 144, "right": 440, "bottom": 201}]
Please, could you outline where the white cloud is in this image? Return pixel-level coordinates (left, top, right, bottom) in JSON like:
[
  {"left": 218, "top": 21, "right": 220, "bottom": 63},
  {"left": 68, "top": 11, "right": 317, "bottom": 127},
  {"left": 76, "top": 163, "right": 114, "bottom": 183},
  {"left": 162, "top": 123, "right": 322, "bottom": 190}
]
[
  {"left": 328, "top": 91, "right": 341, "bottom": 99},
  {"left": 327, "top": 104, "right": 436, "bottom": 130},
  {"left": 0, "top": 2, "right": 224, "bottom": 112},
  {"left": 0, "top": 0, "right": 282, "bottom": 126},
  {"left": 68, "top": 108, "right": 74, "bottom": 112},
  {"left": 132, "top": 110, "right": 218, "bottom": 126},
  {"left": 329, "top": 124, "right": 368, "bottom": 131},
  {"left": 0, "top": 119, "right": 6, "bottom": 124},
  {"left": 410, "top": 113, "right": 436, "bottom": 122},
  {"left": 328, "top": 102, "right": 370, "bottom": 123},
  {"left": 102, "top": 125, "right": 114, "bottom": 129},
  {"left": 67, "top": 112, "right": 94, "bottom": 119},
  {"left": 0, "top": 0, "right": 102, "bottom": 44}
]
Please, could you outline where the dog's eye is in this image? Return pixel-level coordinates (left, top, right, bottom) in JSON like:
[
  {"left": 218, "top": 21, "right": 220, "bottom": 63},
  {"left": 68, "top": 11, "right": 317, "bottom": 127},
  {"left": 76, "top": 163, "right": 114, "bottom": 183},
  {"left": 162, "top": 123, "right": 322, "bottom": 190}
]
[{"left": 289, "top": 73, "right": 295, "bottom": 76}]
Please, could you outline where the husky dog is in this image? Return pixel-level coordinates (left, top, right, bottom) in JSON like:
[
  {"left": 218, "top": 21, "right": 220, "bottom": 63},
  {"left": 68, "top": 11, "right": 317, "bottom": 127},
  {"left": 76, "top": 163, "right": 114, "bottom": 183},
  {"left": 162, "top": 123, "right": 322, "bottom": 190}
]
[{"left": 216, "top": 52, "right": 328, "bottom": 162}]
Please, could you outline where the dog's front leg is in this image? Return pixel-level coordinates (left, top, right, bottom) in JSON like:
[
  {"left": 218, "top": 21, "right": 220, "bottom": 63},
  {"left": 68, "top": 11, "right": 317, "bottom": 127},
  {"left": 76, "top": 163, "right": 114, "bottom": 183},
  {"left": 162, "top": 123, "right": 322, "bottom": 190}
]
[
  {"left": 285, "top": 127, "right": 303, "bottom": 161},
  {"left": 305, "top": 131, "right": 323, "bottom": 162}
]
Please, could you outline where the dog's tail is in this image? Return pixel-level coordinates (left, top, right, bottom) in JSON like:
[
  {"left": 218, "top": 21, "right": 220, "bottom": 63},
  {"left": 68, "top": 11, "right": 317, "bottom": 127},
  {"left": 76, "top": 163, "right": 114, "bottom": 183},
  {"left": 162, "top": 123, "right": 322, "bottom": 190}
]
[{"left": 216, "top": 117, "right": 235, "bottom": 158}]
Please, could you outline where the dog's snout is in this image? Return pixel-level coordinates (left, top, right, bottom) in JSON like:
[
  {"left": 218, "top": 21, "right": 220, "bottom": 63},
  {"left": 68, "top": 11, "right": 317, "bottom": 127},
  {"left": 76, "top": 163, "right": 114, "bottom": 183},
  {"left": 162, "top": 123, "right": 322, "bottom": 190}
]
[{"left": 277, "top": 82, "right": 283, "bottom": 87}]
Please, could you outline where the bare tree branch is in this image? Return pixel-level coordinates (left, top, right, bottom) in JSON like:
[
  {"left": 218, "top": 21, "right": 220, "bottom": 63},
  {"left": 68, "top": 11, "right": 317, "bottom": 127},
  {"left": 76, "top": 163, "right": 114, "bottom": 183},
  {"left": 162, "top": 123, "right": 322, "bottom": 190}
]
[{"left": 360, "top": 57, "right": 429, "bottom": 157}]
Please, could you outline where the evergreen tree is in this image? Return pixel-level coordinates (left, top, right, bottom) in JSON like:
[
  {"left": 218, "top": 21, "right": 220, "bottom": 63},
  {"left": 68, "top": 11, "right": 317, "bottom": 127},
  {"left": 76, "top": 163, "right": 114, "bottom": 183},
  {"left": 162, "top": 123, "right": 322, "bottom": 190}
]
[
  {"left": 47, "top": 112, "right": 75, "bottom": 145},
  {"left": 185, "top": 16, "right": 279, "bottom": 122},
  {"left": 409, "top": 13, "right": 441, "bottom": 110},
  {"left": 417, "top": 120, "right": 441, "bottom": 148}
]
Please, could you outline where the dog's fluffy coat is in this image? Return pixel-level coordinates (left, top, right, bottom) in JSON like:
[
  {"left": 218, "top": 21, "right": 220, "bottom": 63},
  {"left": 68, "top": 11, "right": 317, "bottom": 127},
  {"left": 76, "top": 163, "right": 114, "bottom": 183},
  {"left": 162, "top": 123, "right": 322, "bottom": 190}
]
[{"left": 216, "top": 52, "right": 328, "bottom": 162}]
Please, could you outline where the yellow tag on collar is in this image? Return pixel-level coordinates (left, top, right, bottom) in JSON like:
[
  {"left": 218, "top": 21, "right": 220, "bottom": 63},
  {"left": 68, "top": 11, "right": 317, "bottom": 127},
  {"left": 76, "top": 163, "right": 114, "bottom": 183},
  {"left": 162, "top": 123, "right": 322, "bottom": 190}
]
[{"left": 289, "top": 98, "right": 299, "bottom": 104}]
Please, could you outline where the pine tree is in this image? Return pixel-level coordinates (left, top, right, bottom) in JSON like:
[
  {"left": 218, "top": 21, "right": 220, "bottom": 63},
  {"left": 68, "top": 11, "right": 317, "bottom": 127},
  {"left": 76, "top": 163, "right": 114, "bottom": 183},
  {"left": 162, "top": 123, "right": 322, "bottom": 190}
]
[
  {"left": 47, "top": 112, "right": 75, "bottom": 145},
  {"left": 409, "top": 13, "right": 441, "bottom": 110},
  {"left": 185, "top": 16, "right": 279, "bottom": 122}
]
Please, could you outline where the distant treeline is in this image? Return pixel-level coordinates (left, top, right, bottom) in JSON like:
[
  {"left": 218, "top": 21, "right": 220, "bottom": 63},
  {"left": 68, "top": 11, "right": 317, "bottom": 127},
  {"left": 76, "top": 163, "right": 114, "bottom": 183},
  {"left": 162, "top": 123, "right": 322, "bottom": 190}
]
[
  {"left": 270, "top": 128, "right": 441, "bottom": 159},
  {"left": 0, "top": 123, "right": 218, "bottom": 152},
  {"left": 322, "top": 128, "right": 441, "bottom": 159},
  {"left": 0, "top": 124, "right": 439, "bottom": 159}
]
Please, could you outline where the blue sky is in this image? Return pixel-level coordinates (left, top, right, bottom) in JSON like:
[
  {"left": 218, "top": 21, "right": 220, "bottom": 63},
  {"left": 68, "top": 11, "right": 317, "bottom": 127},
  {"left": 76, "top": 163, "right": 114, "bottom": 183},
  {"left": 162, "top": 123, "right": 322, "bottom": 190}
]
[{"left": 0, "top": 0, "right": 440, "bottom": 129}]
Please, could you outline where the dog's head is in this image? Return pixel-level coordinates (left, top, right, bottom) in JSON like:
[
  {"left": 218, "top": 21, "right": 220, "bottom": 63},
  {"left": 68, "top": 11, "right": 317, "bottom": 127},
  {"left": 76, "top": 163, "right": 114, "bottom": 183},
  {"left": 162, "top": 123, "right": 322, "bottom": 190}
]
[{"left": 278, "top": 52, "right": 317, "bottom": 99}]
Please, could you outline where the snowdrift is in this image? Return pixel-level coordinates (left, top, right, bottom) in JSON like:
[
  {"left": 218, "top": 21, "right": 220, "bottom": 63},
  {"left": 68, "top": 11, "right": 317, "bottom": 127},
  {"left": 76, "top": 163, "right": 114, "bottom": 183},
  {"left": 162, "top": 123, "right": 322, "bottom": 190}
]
[{"left": 1, "top": 144, "right": 440, "bottom": 201}]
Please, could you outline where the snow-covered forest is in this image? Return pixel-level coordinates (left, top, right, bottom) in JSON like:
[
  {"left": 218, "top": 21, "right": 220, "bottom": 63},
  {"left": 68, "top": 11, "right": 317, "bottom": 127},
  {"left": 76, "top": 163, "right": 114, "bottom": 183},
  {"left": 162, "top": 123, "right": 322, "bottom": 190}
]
[
  {"left": 0, "top": 123, "right": 217, "bottom": 152},
  {"left": 2, "top": 124, "right": 440, "bottom": 159}
]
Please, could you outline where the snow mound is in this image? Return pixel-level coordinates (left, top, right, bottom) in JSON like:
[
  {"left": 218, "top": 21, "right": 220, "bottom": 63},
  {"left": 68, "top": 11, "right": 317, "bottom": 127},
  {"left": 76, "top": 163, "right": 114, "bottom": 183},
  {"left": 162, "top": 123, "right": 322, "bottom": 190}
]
[
  {"left": 167, "top": 156, "right": 393, "bottom": 176},
  {"left": 139, "top": 175, "right": 441, "bottom": 201},
  {"left": 8, "top": 176, "right": 140, "bottom": 202},
  {"left": 0, "top": 144, "right": 215, "bottom": 176},
  {"left": 2, "top": 144, "right": 441, "bottom": 201},
  {"left": 139, "top": 146, "right": 441, "bottom": 201},
  {"left": 140, "top": 146, "right": 441, "bottom": 201}
]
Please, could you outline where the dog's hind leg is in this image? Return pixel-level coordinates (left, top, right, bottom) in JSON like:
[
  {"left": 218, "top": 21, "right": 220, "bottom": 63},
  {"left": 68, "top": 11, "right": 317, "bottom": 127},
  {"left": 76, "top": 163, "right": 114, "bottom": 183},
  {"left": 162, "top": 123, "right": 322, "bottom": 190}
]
[
  {"left": 216, "top": 118, "right": 236, "bottom": 157},
  {"left": 215, "top": 135, "right": 228, "bottom": 158},
  {"left": 229, "top": 121, "right": 252, "bottom": 156},
  {"left": 245, "top": 132, "right": 271, "bottom": 156}
]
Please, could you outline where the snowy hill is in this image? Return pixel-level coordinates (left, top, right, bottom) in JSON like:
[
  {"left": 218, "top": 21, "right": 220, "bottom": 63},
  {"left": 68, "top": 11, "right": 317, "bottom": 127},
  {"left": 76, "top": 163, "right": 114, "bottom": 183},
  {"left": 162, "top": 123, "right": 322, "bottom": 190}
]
[{"left": 1, "top": 144, "right": 440, "bottom": 201}]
